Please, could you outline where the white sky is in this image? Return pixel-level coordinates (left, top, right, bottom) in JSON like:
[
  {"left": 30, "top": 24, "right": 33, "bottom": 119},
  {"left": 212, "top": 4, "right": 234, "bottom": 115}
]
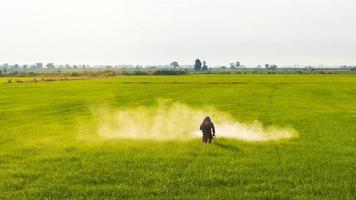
[{"left": 1, "top": 0, "right": 355, "bottom": 66}]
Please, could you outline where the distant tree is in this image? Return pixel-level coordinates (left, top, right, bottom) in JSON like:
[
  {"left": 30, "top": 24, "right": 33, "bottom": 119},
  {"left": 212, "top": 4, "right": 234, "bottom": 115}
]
[
  {"left": 0, "top": 70, "right": 2, "bottom": 75},
  {"left": 170, "top": 61, "right": 179, "bottom": 69},
  {"left": 194, "top": 59, "right": 202, "bottom": 71},
  {"left": 202, "top": 61, "right": 208, "bottom": 71},
  {"left": 46, "top": 63, "right": 55, "bottom": 69},
  {"left": 3, "top": 63, "right": 9, "bottom": 69},
  {"left": 236, "top": 61, "right": 240, "bottom": 68},
  {"left": 270, "top": 65, "right": 278, "bottom": 70},
  {"left": 230, "top": 63, "right": 236, "bottom": 69},
  {"left": 23, "top": 65, "right": 28, "bottom": 70},
  {"left": 36, "top": 63, "right": 43, "bottom": 69},
  {"left": 221, "top": 66, "right": 226, "bottom": 69},
  {"left": 304, "top": 66, "right": 314, "bottom": 72},
  {"left": 265, "top": 64, "right": 270, "bottom": 69}
]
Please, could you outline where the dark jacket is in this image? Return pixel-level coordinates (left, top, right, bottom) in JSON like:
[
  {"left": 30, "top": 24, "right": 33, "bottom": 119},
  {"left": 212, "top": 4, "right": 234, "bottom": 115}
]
[{"left": 200, "top": 123, "right": 215, "bottom": 136}]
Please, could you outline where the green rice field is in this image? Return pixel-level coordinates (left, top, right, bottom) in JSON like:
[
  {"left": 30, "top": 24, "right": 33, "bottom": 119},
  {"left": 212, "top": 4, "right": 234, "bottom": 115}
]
[{"left": 0, "top": 75, "right": 355, "bottom": 199}]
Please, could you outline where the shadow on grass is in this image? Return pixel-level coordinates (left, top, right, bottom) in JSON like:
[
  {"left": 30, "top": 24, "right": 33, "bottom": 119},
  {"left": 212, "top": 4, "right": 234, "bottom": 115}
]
[{"left": 213, "top": 142, "right": 241, "bottom": 153}]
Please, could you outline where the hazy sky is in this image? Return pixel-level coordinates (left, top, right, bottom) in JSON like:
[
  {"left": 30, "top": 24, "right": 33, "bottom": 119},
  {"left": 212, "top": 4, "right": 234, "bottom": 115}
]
[{"left": 1, "top": 0, "right": 355, "bottom": 66}]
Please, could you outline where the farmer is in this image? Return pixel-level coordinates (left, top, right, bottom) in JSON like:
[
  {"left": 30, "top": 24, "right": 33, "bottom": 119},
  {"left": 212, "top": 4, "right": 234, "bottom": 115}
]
[{"left": 200, "top": 116, "right": 215, "bottom": 143}]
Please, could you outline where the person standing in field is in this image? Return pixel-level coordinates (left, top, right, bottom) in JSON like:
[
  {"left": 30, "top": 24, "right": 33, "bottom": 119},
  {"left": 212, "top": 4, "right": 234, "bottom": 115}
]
[{"left": 200, "top": 116, "right": 215, "bottom": 143}]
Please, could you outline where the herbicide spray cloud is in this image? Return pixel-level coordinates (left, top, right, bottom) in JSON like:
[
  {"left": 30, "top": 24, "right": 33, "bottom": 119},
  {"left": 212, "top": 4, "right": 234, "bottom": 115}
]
[{"left": 93, "top": 101, "right": 298, "bottom": 142}]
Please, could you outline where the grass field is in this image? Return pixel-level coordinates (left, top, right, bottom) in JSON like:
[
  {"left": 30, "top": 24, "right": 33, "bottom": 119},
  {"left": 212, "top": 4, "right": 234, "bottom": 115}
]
[{"left": 0, "top": 75, "right": 355, "bottom": 199}]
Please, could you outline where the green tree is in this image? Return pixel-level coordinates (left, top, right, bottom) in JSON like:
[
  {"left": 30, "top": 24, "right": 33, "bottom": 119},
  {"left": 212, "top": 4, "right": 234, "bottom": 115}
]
[
  {"left": 194, "top": 59, "right": 202, "bottom": 71},
  {"left": 270, "top": 65, "right": 278, "bottom": 71},
  {"left": 46, "top": 63, "right": 55, "bottom": 69},
  {"left": 236, "top": 61, "right": 240, "bottom": 68},
  {"left": 170, "top": 61, "right": 179, "bottom": 69},
  {"left": 202, "top": 61, "right": 208, "bottom": 71}
]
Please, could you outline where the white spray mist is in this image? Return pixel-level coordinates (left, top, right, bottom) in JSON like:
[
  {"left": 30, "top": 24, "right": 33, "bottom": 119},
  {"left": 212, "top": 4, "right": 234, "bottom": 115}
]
[{"left": 93, "top": 100, "right": 298, "bottom": 142}]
